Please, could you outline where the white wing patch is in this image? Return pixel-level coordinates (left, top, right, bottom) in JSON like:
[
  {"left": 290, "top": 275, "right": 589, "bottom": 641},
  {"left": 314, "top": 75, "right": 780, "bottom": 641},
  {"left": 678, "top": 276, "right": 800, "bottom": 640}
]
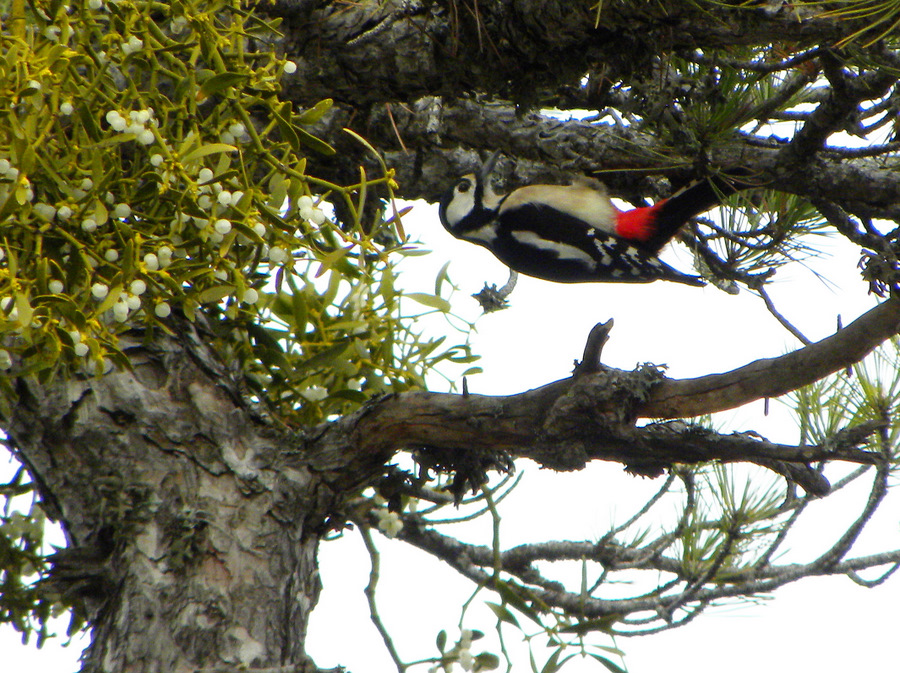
[
  {"left": 593, "top": 239, "right": 613, "bottom": 265},
  {"left": 511, "top": 230, "right": 596, "bottom": 265}
]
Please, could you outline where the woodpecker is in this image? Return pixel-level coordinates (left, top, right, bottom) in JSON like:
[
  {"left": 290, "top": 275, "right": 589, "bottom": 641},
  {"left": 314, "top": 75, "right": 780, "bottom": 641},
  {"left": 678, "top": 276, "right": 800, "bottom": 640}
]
[{"left": 438, "top": 153, "right": 742, "bottom": 286}]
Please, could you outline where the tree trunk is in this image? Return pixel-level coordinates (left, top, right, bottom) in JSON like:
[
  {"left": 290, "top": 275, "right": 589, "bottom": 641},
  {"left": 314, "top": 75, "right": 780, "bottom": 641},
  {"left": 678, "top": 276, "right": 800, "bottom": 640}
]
[{"left": 5, "top": 327, "right": 343, "bottom": 672}]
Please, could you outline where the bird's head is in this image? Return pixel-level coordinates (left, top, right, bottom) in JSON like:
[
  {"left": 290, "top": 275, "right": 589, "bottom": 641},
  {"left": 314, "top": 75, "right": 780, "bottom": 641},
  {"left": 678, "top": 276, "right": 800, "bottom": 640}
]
[{"left": 438, "top": 151, "right": 503, "bottom": 234}]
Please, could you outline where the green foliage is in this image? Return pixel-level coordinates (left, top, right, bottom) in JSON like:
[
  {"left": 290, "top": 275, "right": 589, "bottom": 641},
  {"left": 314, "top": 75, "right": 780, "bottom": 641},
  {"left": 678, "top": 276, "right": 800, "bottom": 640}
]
[
  {"left": 0, "top": 0, "right": 474, "bottom": 415},
  {"left": 677, "top": 464, "right": 785, "bottom": 580},
  {"left": 432, "top": 628, "right": 499, "bottom": 673},
  {"left": 0, "top": 467, "right": 57, "bottom": 647},
  {"left": 792, "top": 338, "right": 900, "bottom": 455},
  {"left": 0, "top": 0, "right": 477, "bottom": 640}
]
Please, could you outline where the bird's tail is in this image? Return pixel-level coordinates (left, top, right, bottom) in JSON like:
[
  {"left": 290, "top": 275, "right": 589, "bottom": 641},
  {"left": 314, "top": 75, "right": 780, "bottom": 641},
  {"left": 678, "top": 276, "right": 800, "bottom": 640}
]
[{"left": 640, "top": 172, "right": 755, "bottom": 254}]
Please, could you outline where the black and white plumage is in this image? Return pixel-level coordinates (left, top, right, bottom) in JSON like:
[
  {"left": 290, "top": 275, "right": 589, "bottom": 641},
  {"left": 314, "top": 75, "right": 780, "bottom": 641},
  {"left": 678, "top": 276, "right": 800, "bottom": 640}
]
[{"left": 438, "top": 154, "right": 741, "bottom": 287}]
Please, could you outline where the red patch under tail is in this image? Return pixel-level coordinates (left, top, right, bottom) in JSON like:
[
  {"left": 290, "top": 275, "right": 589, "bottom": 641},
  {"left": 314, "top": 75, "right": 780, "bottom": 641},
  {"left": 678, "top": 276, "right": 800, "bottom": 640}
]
[{"left": 615, "top": 202, "right": 665, "bottom": 242}]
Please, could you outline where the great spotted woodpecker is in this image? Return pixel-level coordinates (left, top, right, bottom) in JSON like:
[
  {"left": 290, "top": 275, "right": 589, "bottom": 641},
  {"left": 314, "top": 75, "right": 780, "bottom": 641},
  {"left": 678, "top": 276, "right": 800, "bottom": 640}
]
[{"left": 438, "top": 153, "right": 742, "bottom": 286}]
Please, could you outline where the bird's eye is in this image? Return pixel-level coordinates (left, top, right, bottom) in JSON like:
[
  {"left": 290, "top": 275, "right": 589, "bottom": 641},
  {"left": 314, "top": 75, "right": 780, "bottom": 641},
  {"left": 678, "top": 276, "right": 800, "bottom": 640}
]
[{"left": 457, "top": 179, "right": 472, "bottom": 194}]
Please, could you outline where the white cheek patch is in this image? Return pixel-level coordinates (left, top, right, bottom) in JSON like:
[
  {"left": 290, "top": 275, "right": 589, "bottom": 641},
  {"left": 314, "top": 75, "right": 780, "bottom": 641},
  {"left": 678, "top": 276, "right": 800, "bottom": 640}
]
[
  {"left": 443, "top": 187, "right": 476, "bottom": 229},
  {"left": 511, "top": 231, "right": 595, "bottom": 265}
]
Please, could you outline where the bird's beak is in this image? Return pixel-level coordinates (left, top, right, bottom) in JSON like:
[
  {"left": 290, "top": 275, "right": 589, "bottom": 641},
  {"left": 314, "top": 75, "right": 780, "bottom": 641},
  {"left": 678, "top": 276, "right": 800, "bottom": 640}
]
[
  {"left": 478, "top": 151, "right": 504, "bottom": 208},
  {"left": 480, "top": 150, "right": 502, "bottom": 183}
]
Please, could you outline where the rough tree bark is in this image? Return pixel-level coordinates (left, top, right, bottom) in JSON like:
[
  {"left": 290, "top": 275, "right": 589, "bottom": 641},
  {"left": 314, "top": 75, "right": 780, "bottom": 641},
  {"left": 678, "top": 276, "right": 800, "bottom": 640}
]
[{"left": 7, "top": 327, "right": 347, "bottom": 672}]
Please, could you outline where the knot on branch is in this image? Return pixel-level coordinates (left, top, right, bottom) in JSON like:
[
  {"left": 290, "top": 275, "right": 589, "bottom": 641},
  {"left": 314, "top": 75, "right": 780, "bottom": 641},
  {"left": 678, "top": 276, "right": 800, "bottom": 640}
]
[{"left": 536, "top": 363, "right": 667, "bottom": 471}]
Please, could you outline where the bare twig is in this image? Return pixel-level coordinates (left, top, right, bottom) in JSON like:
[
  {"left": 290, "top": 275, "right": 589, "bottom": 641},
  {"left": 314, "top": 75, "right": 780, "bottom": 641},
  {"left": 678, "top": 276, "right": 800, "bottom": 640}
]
[
  {"left": 685, "top": 46, "right": 825, "bottom": 74},
  {"left": 359, "top": 525, "right": 407, "bottom": 673},
  {"left": 395, "top": 507, "right": 900, "bottom": 636},
  {"left": 754, "top": 283, "right": 812, "bottom": 345}
]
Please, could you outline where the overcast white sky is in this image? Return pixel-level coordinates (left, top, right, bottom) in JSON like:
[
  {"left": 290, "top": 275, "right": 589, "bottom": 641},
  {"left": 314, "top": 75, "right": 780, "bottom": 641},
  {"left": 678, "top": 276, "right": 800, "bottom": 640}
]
[{"left": 4, "top": 198, "right": 899, "bottom": 672}]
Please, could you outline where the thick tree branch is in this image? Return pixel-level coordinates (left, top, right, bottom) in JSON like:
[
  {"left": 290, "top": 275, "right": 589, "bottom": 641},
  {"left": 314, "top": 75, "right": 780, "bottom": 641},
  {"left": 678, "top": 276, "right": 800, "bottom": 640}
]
[
  {"left": 644, "top": 298, "right": 900, "bottom": 418},
  {"left": 275, "top": 0, "right": 862, "bottom": 107},
  {"left": 322, "top": 300, "right": 900, "bottom": 490},
  {"left": 365, "top": 99, "right": 900, "bottom": 222}
]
